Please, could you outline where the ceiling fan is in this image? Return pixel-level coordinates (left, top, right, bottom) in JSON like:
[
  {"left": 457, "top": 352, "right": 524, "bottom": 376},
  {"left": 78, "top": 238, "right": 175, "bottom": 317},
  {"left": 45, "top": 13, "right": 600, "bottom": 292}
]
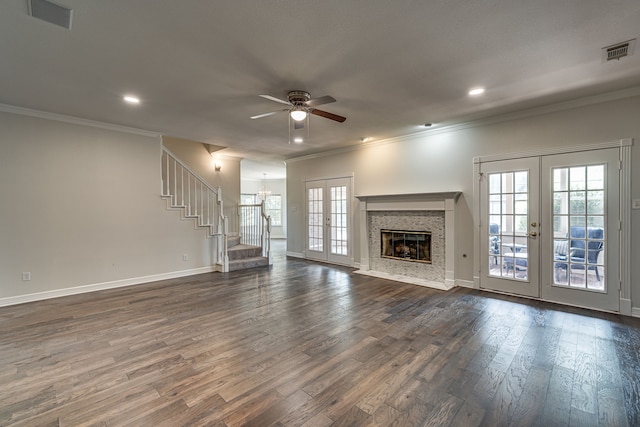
[{"left": 250, "top": 90, "right": 346, "bottom": 129}]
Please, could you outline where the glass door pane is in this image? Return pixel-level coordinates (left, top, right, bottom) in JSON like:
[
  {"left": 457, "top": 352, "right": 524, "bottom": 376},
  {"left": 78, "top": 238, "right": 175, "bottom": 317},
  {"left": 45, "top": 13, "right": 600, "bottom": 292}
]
[
  {"left": 330, "top": 185, "right": 348, "bottom": 256},
  {"left": 551, "top": 165, "right": 606, "bottom": 291},
  {"left": 307, "top": 187, "right": 324, "bottom": 253},
  {"left": 487, "top": 170, "right": 530, "bottom": 281}
]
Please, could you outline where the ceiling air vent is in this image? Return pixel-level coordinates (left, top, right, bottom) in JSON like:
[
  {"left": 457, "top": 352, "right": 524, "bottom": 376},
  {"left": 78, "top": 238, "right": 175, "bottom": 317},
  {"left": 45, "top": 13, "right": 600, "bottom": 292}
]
[
  {"left": 28, "top": 0, "right": 73, "bottom": 30},
  {"left": 602, "top": 39, "right": 635, "bottom": 62}
]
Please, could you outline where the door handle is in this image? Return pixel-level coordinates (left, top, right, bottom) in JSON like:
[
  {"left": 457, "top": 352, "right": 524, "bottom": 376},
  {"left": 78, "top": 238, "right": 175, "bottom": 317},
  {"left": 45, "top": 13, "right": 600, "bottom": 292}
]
[{"left": 529, "top": 231, "right": 537, "bottom": 237}]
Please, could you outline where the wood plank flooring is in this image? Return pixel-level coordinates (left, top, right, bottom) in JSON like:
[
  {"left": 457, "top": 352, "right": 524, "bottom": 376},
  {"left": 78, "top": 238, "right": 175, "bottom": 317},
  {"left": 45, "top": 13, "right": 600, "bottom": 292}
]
[{"left": 1, "top": 242, "right": 639, "bottom": 426}]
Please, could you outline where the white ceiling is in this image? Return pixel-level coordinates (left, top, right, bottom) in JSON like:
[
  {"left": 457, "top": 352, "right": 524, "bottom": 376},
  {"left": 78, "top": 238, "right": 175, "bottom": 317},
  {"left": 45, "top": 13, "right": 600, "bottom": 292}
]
[{"left": 2, "top": 0, "right": 640, "bottom": 173}]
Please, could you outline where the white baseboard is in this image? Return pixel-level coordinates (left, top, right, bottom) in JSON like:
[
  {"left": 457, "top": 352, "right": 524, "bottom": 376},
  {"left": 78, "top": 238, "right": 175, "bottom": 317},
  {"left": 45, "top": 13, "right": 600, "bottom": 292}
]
[
  {"left": 620, "top": 298, "right": 632, "bottom": 316},
  {"left": 456, "top": 279, "right": 476, "bottom": 288},
  {"left": 286, "top": 251, "right": 304, "bottom": 258},
  {"left": 631, "top": 307, "right": 640, "bottom": 318},
  {"left": 0, "top": 266, "right": 217, "bottom": 308}
]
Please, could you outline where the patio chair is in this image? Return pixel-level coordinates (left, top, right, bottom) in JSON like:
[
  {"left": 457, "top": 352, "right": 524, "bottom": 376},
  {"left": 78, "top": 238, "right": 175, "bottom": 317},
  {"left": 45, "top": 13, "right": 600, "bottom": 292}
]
[{"left": 554, "top": 226, "right": 604, "bottom": 282}]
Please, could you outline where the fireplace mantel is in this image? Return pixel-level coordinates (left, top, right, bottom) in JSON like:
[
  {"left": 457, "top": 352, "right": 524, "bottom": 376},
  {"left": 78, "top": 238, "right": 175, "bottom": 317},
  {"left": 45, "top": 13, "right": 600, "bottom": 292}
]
[
  {"left": 355, "top": 191, "right": 461, "bottom": 211},
  {"left": 355, "top": 191, "right": 461, "bottom": 290}
]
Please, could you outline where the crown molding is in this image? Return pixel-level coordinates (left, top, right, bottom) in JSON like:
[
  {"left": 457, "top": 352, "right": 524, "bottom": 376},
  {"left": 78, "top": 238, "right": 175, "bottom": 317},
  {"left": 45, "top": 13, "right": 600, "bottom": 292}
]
[
  {"left": 473, "top": 138, "right": 633, "bottom": 164},
  {"left": 286, "top": 86, "right": 640, "bottom": 164},
  {"left": 430, "top": 85, "right": 640, "bottom": 137},
  {"left": 0, "top": 103, "right": 161, "bottom": 138}
]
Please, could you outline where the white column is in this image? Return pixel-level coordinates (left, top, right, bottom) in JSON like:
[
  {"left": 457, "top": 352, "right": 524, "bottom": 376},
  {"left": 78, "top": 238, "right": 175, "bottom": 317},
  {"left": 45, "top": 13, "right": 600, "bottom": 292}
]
[
  {"left": 444, "top": 196, "right": 456, "bottom": 288},
  {"left": 359, "top": 200, "right": 370, "bottom": 270}
]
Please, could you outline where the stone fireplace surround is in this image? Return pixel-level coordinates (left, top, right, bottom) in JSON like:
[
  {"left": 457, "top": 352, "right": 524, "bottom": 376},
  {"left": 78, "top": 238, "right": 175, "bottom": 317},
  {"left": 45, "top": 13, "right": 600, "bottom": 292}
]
[{"left": 355, "top": 192, "right": 460, "bottom": 291}]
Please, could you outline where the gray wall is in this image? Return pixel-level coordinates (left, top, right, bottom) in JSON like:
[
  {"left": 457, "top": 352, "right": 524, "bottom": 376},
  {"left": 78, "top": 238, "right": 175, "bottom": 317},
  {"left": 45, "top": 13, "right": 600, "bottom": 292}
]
[
  {"left": 0, "top": 109, "right": 240, "bottom": 303},
  {"left": 286, "top": 94, "right": 640, "bottom": 311},
  {"left": 162, "top": 137, "right": 241, "bottom": 232}
]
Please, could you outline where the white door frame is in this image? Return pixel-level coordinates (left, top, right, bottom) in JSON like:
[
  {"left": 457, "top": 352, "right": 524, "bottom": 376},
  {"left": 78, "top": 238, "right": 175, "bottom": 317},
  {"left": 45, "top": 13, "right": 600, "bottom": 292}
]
[
  {"left": 473, "top": 139, "right": 633, "bottom": 314},
  {"left": 478, "top": 157, "right": 541, "bottom": 298},
  {"left": 304, "top": 174, "right": 354, "bottom": 267}
]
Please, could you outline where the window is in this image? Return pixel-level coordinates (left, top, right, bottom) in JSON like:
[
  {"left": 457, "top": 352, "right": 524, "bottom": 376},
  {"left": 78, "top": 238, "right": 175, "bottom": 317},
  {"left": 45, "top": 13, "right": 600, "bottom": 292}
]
[
  {"left": 264, "top": 194, "right": 282, "bottom": 226},
  {"left": 240, "top": 193, "right": 281, "bottom": 226},
  {"left": 241, "top": 193, "right": 257, "bottom": 205}
]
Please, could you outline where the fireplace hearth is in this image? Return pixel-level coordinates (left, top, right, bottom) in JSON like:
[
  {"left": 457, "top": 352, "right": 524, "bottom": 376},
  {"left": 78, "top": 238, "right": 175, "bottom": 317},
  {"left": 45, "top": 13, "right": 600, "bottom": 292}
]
[{"left": 381, "top": 230, "right": 431, "bottom": 263}]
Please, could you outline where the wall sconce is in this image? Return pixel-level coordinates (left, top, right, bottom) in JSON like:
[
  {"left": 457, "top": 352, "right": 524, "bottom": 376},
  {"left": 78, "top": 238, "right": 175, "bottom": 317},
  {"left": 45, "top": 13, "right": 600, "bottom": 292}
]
[{"left": 204, "top": 143, "right": 222, "bottom": 172}]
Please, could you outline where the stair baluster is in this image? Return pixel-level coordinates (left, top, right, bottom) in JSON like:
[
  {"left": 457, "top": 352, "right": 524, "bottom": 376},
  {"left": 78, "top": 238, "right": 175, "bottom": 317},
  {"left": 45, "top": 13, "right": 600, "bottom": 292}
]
[{"left": 161, "top": 147, "right": 229, "bottom": 271}]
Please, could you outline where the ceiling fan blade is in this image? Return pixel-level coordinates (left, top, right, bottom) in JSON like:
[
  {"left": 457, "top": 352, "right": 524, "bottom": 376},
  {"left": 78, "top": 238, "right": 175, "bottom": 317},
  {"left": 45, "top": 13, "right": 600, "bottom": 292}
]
[
  {"left": 294, "top": 120, "right": 305, "bottom": 130},
  {"left": 250, "top": 111, "right": 281, "bottom": 119},
  {"left": 311, "top": 109, "right": 346, "bottom": 123},
  {"left": 259, "top": 94, "right": 292, "bottom": 106},
  {"left": 306, "top": 95, "right": 336, "bottom": 108}
]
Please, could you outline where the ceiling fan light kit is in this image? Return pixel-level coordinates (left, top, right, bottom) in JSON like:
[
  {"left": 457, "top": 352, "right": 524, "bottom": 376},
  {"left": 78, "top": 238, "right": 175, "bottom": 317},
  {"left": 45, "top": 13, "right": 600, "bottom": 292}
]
[
  {"left": 251, "top": 90, "right": 346, "bottom": 141},
  {"left": 290, "top": 108, "right": 307, "bottom": 121}
]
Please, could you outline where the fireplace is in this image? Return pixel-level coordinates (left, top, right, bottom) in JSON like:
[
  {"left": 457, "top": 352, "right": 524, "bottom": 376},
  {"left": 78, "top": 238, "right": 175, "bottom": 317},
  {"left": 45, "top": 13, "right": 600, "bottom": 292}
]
[
  {"left": 381, "top": 230, "right": 431, "bottom": 263},
  {"left": 355, "top": 192, "right": 460, "bottom": 291}
]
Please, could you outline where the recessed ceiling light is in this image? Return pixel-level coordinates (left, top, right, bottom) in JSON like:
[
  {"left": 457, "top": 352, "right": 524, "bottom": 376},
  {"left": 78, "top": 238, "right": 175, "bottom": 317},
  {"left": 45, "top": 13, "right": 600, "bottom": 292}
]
[
  {"left": 468, "top": 87, "right": 485, "bottom": 96},
  {"left": 123, "top": 95, "right": 140, "bottom": 104},
  {"left": 293, "top": 137, "right": 303, "bottom": 144}
]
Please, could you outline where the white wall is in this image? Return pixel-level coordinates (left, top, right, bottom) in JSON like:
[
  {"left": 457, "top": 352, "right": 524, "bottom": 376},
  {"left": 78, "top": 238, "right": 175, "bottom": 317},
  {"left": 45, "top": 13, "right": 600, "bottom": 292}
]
[
  {"left": 0, "top": 110, "right": 238, "bottom": 304},
  {"left": 241, "top": 177, "right": 287, "bottom": 238},
  {"left": 286, "top": 93, "right": 640, "bottom": 311}
]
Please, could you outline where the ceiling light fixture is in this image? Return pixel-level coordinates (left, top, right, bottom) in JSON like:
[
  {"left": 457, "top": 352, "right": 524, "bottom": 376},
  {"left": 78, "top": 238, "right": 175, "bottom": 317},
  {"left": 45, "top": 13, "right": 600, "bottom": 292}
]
[
  {"left": 360, "top": 137, "right": 371, "bottom": 142},
  {"left": 123, "top": 95, "right": 140, "bottom": 104},
  {"left": 290, "top": 108, "right": 307, "bottom": 121},
  {"left": 293, "top": 137, "right": 303, "bottom": 144},
  {"left": 258, "top": 173, "right": 271, "bottom": 201},
  {"left": 468, "top": 87, "right": 485, "bottom": 96}
]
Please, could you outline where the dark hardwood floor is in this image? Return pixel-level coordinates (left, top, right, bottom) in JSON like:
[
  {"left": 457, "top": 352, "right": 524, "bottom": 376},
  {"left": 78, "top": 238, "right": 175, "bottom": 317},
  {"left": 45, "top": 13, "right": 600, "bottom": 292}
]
[{"left": 1, "top": 240, "right": 639, "bottom": 426}]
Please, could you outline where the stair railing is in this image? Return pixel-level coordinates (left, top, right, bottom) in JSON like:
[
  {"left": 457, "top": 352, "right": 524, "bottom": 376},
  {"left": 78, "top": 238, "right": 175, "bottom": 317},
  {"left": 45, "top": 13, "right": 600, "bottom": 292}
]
[
  {"left": 238, "top": 201, "right": 272, "bottom": 262},
  {"left": 161, "top": 147, "right": 229, "bottom": 270}
]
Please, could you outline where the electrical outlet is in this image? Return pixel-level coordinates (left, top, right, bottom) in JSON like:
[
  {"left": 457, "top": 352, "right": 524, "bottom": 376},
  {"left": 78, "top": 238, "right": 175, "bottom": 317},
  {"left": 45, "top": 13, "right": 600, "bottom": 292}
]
[
  {"left": 183, "top": 254, "right": 189, "bottom": 261},
  {"left": 22, "top": 272, "right": 31, "bottom": 281},
  {"left": 632, "top": 199, "right": 640, "bottom": 210}
]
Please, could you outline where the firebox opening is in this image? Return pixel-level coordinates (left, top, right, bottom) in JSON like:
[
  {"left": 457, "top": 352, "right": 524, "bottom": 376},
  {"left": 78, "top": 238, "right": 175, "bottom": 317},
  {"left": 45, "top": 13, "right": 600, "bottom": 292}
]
[{"left": 381, "top": 229, "right": 432, "bottom": 264}]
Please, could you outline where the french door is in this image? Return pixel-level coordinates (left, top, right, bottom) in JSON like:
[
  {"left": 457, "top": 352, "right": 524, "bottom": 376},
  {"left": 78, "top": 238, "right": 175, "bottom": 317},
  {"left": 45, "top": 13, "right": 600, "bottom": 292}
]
[
  {"left": 479, "top": 149, "right": 620, "bottom": 312},
  {"left": 480, "top": 157, "right": 540, "bottom": 297},
  {"left": 539, "top": 150, "right": 619, "bottom": 311},
  {"left": 305, "top": 177, "right": 352, "bottom": 265}
]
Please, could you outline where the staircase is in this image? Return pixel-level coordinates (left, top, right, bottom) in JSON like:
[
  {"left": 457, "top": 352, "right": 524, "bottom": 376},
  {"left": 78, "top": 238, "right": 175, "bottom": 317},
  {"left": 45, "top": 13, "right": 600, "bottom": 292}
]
[
  {"left": 227, "top": 235, "right": 269, "bottom": 271},
  {"left": 161, "top": 146, "right": 271, "bottom": 272}
]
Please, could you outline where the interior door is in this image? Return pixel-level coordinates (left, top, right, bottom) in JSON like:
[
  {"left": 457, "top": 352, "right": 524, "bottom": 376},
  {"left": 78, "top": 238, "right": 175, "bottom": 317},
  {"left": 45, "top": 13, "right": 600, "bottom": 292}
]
[
  {"left": 480, "top": 157, "right": 540, "bottom": 297},
  {"left": 479, "top": 149, "right": 620, "bottom": 312},
  {"left": 305, "top": 177, "right": 352, "bottom": 265},
  {"left": 540, "top": 149, "right": 619, "bottom": 312}
]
